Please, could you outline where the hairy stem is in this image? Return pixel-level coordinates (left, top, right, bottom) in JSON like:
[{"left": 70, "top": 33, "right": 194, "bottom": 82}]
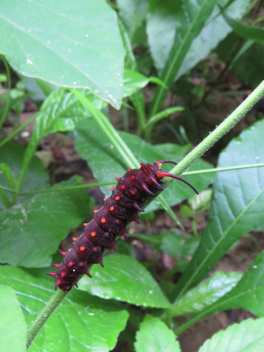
[
  {"left": 168, "top": 81, "right": 264, "bottom": 184},
  {"left": 26, "top": 290, "right": 68, "bottom": 349}
]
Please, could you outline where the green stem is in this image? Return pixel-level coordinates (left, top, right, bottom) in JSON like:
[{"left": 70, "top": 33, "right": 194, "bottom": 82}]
[
  {"left": 26, "top": 290, "right": 68, "bottom": 349},
  {"left": 174, "top": 311, "right": 205, "bottom": 336},
  {"left": 0, "top": 113, "right": 38, "bottom": 149},
  {"left": 182, "top": 162, "right": 264, "bottom": 176},
  {"left": 0, "top": 185, "right": 17, "bottom": 193},
  {"left": 167, "top": 81, "right": 264, "bottom": 184},
  {"left": 0, "top": 54, "right": 11, "bottom": 129},
  {"left": 71, "top": 90, "right": 139, "bottom": 169}
]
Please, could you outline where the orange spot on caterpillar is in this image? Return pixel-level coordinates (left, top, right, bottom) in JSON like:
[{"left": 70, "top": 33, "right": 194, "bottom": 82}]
[
  {"left": 110, "top": 206, "right": 115, "bottom": 211},
  {"left": 131, "top": 190, "right": 136, "bottom": 195},
  {"left": 53, "top": 264, "right": 60, "bottom": 268},
  {"left": 73, "top": 237, "right": 78, "bottom": 241},
  {"left": 91, "top": 231, "right": 96, "bottom": 237},
  {"left": 104, "top": 197, "right": 107, "bottom": 201},
  {"left": 115, "top": 219, "right": 119, "bottom": 223},
  {"left": 116, "top": 177, "right": 120, "bottom": 181},
  {"left": 101, "top": 218, "right": 106, "bottom": 224},
  {"left": 157, "top": 162, "right": 162, "bottom": 168},
  {"left": 61, "top": 272, "right": 66, "bottom": 278},
  {"left": 105, "top": 232, "right": 109, "bottom": 236},
  {"left": 115, "top": 196, "right": 120, "bottom": 201},
  {"left": 127, "top": 168, "right": 131, "bottom": 171},
  {"left": 68, "top": 261, "right": 74, "bottom": 267},
  {"left": 94, "top": 210, "right": 98, "bottom": 213},
  {"left": 79, "top": 262, "right": 84, "bottom": 266},
  {"left": 150, "top": 166, "right": 154, "bottom": 171},
  {"left": 131, "top": 175, "right": 136, "bottom": 180},
  {"left": 80, "top": 246, "right": 85, "bottom": 252},
  {"left": 83, "top": 223, "right": 88, "bottom": 226},
  {"left": 93, "top": 246, "right": 98, "bottom": 251},
  {"left": 121, "top": 185, "right": 125, "bottom": 190},
  {"left": 110, "top": 187, "right": 114, "bottom": 191}
]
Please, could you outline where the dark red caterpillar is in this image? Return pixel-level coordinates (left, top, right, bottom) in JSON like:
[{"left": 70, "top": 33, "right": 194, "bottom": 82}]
[{"left": 48, "top": 161, "right": 198, "bottom": 291}]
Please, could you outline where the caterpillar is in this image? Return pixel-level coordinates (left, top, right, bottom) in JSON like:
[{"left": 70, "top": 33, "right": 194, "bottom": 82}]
[{"left": 47, "top": 161, "right": 198, "bottom": 291}]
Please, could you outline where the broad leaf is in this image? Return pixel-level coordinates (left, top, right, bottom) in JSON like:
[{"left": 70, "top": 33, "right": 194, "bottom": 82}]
[
  {"left": 172, "top": 120, "right": 264, "bottom": 300},
  {"left": 172, "top": 271, "right": 242, "bottom": 317},
  {"left": 0, "top": 0, "right": 124, "bottom": 108},
  {"left": 0, "top": 143, "right": 49, "bottom": 209},
  {"left": 17, "top": 88, "right": 105, "bottom": 191},
  {"left": 0, "top": 178, "right": 91, "bottom": 267},
  {"left": 149, "top": 0, "right": 217, "bottom": 115},
  {"left": 135, "top": 315, "right": 181, "bottom": 352},
  {"left": 216, "top": 32, "right": 264, "bottom": 87},
  {"left": 206, "top": 252, "right": 264, "bottom": 317},
  {"left": 123, "top": 70, "right": 164, "bottom": 98},
  {"left": 0, "top": 285, "right": 27, "bottom": 352},
  {"left": 78, "top": 254, "right": 171, "bottom": 308},
  {"left": 33, "top": 88, "right": 105, "bottom": 141},
  {"left": 161, "top": 233, "right": 201, "bottom": 258},
  {"left": 75, "top": 118, "right": 214, "bottom": 213},
  {"left": 223, "top": 11, "right": 264, "bottom": 45},
  {"left": 0, "top": 266, "right": 129, "bottom": 352},
  {"left": 199, "top": 318, "right": 264, "bottom": 352},
  {"left": 117, "top": 0, "right": 149, "bottom": 38},
  {"left": 147, "top": 0, "right": 250, "bottom": 79}
]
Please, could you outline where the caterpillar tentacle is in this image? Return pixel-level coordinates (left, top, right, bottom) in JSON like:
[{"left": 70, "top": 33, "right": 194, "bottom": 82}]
[{"left": 48, "top": 161, "right": 198, "bottom": 291}]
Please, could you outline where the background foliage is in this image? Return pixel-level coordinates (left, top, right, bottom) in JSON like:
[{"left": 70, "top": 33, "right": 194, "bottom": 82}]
[{"left": 0, "top": 0, "right": 264, "bottom": 351}]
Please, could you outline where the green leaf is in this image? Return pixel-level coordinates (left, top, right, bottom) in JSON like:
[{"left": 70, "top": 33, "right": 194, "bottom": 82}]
[
  {"left": 123, "top": 70, "right": 150, "bottom": 97},
  {"left": 0, "top": 285, "right": 27, "bottom": 352},
  {"left": 216, "top": 32, "right": 264, "bottom": 88},
  {"left": 222, "top": 11, "right": 264, "bottom": 44},
  {"left": 199, "top": 318, "right": 264, "bottom": 352},
  {"left": 172, "top": 271, "right": 242, "bottom": 317},
  {"left": 145, "top": 107, "right": 184, "bottom": 129},
  {"left": 161, "top": 233, "right": 201, "bottom": 258},
  {"left": 147, "top": 0, "right": 250, "bottom": 80},
  {"left": 34, "top": 88, "right": 105, "bottom": 140},
  {"left": 0, "top": 143, "right": 49, "bottom": 208},
  {"left": 0, "top": 178, "right": 91, "bottom": 267},
  {"left": 131, "top": 233, "right": 163, "bottom": 251},
  {"left": 0, "top": 266, "right": 129, "bottom": 352},
  {"left": 123, "top": 70, "right": 166, "bottom": 98},
  {"left": 118, "top": 20, "right": 136, "bottom": 71},
  {"left": 78, "top": 254, "right": 171, "bottom": 308},
  {"left": 117, "top": 0, "right": 149, "bottom": 38},
  {"left": 132, "top": 232, "right": 200, "bottom": 258},
  {"left": 148, "top": 0, "right": 217, "bottom": 116},
  {"left": 0, "top": 0, "right": 124, "bottom": 108},
  {"left": 75, "top": 118, "right": 214, "bottom": 213},
  {"left": 135, "top": 314, "right": 181, "bottom": 352},
  {"left": 206, "top": 252, "right": 264, "bottom": 317},
  {"left": 172, "top": 120, "right": 264, "bottom": 300},
  {"left": 16, "top": 88, "right": 105, "bottom": 191}
]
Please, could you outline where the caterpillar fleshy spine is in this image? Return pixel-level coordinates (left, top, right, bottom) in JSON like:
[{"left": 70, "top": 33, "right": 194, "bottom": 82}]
[{"left": 47, "top": 161, "right": 198, "bottom": 291}]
